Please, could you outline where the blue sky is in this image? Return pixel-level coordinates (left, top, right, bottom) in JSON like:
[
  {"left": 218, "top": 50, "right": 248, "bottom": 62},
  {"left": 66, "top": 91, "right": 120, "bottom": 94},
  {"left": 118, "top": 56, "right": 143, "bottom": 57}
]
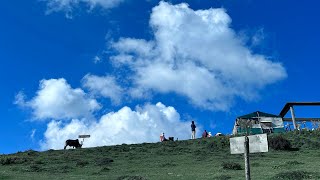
[{"left": 1, "top": 0, "right": 320, "bottom": 154}]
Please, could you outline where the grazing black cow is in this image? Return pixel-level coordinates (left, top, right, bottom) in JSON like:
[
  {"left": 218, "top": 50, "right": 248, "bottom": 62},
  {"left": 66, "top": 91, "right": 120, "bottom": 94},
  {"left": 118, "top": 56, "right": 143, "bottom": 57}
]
[
  {"left": 163, "top": 137, "right": 174, "bottom": 142},
  {"left": 64, "top": 139, "right": 82, "bottom": 149}
]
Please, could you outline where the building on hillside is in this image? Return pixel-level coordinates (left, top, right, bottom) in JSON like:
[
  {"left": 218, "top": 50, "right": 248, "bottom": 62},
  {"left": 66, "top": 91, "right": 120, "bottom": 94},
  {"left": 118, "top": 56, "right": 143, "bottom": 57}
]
[{"left": 232, "top": 111, "right": 285, "bottom": 135}]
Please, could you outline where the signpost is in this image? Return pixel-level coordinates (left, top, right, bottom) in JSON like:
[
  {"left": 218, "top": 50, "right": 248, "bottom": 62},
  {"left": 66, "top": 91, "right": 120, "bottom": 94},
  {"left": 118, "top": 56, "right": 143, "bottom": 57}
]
[
  {"left": 244, "top": 136, "right": 250, "bottom": 180},
  {"left": 79, "top": 135, "right": 90, "bottom": 138},
  {"left": 78, "top": 135, "right": 90, "bottom": 145},
  {"left": 230, "top": 134, "right": 268, "bottom": 154},
  {"left": 230, "top": 134, "right": 268, "bottom": 180}
]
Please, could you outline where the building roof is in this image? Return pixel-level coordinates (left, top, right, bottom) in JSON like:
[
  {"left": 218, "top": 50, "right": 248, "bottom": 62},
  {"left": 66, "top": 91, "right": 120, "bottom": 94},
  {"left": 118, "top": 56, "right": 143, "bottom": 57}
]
[
  {"left": 279, "top": 102, "right": 320, "bottom": 117},
  {"left": 237, "top": 111, "right": 280, "bottom": 119}
]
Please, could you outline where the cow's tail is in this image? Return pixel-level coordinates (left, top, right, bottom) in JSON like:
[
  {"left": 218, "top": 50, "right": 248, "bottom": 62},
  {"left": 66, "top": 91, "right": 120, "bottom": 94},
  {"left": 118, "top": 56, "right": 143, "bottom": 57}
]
[{"left": 64, "top": 141, "right": 67, "bottom": 149}]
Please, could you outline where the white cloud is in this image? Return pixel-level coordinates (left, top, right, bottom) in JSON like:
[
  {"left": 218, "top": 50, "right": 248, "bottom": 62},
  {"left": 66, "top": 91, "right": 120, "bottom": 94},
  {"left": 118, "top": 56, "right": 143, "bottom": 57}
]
[
  {"left": 41, "top": 102, "right": 198, "bottom": 150},
  {"left": 17, "top": 78, "right": 101, "bottom": 120},
  {"left": 14, "top": 91, "right": 27, "bottom": 107},
  {"left": 82, "top": 74, "right": 123, "bottom": 105},
  {"left": 30, "top": 129, "right": 36, "bottom": 140},
  {"left": 251, "top": 28, "right": 265, "bottom": 47},
  {"left": 93, "top": 56, "right": 102, "bottom": 64},
  {"left": 110, "top": 1, "right": 287, "bottom": 111},
  {"left": 44, "top": 0, "right": 124, "bottom": 17}
]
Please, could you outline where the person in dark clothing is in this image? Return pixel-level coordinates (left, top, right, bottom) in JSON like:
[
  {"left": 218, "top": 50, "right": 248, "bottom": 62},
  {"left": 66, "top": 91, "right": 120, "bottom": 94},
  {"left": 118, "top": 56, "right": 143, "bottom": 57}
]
[
  {"left": 202, "top": 130, "right": 208, "bottom": 138},
  {"left": 191, "top": 121, "right": 196, "bottom": 139}
]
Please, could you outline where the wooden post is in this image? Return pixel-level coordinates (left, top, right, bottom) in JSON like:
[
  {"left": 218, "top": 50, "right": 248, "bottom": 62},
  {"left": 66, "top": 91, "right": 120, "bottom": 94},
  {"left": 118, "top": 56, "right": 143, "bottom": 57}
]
[
  {"left": 78, "top": 135, "right": 90, "bottom": 146},
  {"left": 244, "top": 136, "right": 251, "bottom": 180},
  {"left": 290, "top": 106, "right": 297, "bottom": 129}
]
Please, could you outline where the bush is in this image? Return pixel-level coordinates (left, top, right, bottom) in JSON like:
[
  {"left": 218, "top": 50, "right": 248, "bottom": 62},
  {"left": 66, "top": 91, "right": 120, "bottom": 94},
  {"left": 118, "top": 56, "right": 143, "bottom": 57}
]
[
  {"left": 34, "top": 160, "right": 44, "bottom": 164},
  {"left": 221, "top": 162, "right": 243, "bottom": 170},
  {"left": 268, "top": 136, "right": 291, "bottom": 150},
  {"left": 0, "top": 157, "right": 28, "bottom": 165},
  {"left": 207, "top": 136, "right": 230, "bottom": 151},
  {"left": 25, "top": 150, "right": 38, "bottom": 156}
]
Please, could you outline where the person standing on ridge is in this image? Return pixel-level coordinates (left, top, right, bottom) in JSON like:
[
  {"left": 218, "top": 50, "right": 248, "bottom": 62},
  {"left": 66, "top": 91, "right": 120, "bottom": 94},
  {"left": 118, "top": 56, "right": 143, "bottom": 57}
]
[{"left": 191, "top": 121, "right": 196, "bottom": 139}]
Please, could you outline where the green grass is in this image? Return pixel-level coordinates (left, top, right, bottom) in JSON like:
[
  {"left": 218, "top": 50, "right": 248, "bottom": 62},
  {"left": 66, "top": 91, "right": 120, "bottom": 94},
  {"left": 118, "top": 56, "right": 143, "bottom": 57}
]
[{"left": 1, "top": 131, "right": 320, "bottom": 179}]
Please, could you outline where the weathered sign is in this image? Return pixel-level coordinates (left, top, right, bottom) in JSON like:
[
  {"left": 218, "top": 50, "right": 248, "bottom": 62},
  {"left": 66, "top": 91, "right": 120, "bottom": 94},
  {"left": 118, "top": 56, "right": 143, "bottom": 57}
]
[
  {"left": 78, "top": 135, "right": 91, "bottom": 138},
  {"left": 230, "top": 134, "right": 268, "bottom": 154}
]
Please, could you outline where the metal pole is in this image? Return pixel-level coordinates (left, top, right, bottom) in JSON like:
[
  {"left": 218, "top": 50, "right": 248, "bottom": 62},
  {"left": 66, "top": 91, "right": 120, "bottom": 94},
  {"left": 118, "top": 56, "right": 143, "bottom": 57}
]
[
  {"left": 244, "top": 136, "right": 251, "bottom": 180},
  {"left": 290, "top": 106, "right": 297, "bottom": 129}
]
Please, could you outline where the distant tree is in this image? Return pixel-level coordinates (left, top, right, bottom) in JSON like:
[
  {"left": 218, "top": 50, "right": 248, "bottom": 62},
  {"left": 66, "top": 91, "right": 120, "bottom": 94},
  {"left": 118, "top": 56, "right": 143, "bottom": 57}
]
[{"left": 237, "top": 119, "right": 254, "bottom": 135}]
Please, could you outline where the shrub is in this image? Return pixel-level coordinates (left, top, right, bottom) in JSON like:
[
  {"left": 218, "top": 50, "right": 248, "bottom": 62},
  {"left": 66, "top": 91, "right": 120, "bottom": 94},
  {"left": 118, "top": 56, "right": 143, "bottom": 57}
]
[
  {"left": 0, "top": 157, "right": 28, "bottom": 165},
  {"left": 268, "top": 136, "right": 291, "bottom": 150},
  {"left": 0, "top": 157, "right": 15, "bottom": 165},
  {"left": 207, "top": 137, "right": 230, "bottom": 151},
  {"left": 304, "top": 140, "right": 320, "bottom": 148},
  {"left": 34, "top": 160, "right": 44, "bottom": 164},
  {"left": 25, "top": 150, "right": 38, "bottom": 156},
  {"left": 221, "top": 162, "right": 243, "bottom": 170}
]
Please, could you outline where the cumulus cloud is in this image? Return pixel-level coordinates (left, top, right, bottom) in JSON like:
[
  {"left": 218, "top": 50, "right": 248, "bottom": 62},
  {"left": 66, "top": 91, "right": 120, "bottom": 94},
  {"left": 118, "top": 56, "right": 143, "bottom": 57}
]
[
  {"left": 44, "top": 0, "right": 124, "bottom": 17},
  {"left": 14, "top": 91, "right": 27, "bottom": 107},
  {"left": 16, "top": 78, "right": 101, "bottom": 120},
  {"left": 109, "top": 1, "right": 287, "bottom": 111},
  {"left": 82, "top": 74, "right": 123, "bottom": 105},
  {"left": 41, "top": 102, "right": 197, "bottom": 150}
]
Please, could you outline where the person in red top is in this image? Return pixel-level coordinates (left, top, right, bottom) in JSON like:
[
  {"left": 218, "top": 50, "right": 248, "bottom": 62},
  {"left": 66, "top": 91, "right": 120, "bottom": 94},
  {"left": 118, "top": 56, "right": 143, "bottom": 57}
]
[
  {"left": 202, "top": 130, "right": 208, "bottom": 138},
  {"left": 160, "top": 132, "right": 164, "bottom": 142},
  {"left": 160, "top": 132, "right": 168, "bottom": 142}
]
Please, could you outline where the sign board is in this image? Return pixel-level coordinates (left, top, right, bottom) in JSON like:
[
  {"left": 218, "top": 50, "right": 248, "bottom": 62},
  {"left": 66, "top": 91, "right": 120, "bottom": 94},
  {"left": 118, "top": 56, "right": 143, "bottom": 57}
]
[
  {"left": 230, "top": 134, "right": 268, "bottom": 154},
  {"left": 78, "top": 135, "right": 90, "bottom": 138}
]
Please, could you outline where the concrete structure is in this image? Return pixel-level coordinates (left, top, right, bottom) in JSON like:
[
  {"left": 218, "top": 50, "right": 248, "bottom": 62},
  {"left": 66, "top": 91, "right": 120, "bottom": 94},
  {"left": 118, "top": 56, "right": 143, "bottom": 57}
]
[{"left": 279, "top": 102, "right": 320, "bottom": 130}]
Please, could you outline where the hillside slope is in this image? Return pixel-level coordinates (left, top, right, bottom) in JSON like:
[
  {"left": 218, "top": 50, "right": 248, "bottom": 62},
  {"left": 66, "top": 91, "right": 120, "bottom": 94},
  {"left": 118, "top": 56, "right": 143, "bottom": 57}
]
[{"left": 1, "top": 131, "right": 320, "bottom": 180}]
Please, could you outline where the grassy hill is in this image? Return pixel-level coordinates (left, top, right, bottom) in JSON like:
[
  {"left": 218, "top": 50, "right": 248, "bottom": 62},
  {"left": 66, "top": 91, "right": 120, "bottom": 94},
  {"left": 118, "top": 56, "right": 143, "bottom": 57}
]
[{"left": 1, "top": 131, "right": 320, "bottom": 180}]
